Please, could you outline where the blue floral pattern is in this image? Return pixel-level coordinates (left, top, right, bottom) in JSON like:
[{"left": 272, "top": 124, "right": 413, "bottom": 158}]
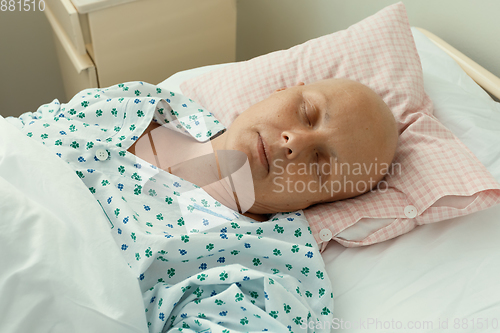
[{"left": 11, "top": 81, "right": 333, "bottom": 333}]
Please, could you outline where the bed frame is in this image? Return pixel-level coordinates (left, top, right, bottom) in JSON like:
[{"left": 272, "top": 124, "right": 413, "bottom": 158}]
[{"left": 416, "top": 28, "right": 500, "bottom": 100}]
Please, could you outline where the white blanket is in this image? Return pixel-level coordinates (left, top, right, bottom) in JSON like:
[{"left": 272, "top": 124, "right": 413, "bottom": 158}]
[{"left": 0, "top": 115, "right": 148, "bottom": 333}]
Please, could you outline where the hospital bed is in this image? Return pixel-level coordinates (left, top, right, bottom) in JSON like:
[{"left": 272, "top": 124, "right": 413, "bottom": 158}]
[{"left": 1, "top": 9, "right": 500, "bottom": 333}]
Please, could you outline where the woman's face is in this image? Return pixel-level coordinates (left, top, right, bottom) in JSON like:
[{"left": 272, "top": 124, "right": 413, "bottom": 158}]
[{"left": 211, "top": 78, "right": 398, "bottom": 215}]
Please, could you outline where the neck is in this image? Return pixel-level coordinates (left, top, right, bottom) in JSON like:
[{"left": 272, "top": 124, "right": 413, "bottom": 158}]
[{"left": 209, "top": 130, "right": 226, "bottom": 153}]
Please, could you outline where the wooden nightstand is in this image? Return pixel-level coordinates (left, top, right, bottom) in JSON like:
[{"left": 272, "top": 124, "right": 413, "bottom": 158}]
[{"left": 44, "top": 0, "right": 236, "bottom": 101}]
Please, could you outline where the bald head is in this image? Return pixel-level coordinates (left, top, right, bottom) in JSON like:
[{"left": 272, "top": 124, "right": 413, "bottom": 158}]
[{"left": 213, "top": 77, "right": 399, "bottom": 215}]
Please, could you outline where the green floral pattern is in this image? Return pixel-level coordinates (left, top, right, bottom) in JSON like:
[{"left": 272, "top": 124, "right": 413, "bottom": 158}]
[{"left": 13, "top": 81, "right": 333, "bottom": 332}]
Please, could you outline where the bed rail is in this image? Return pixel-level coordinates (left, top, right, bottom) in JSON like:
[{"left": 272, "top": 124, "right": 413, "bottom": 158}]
[{"left": 416, "top": 28, "right": 500, "bottom": 100}]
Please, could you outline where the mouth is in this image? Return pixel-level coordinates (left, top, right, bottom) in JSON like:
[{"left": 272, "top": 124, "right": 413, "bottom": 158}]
[{"left": 257, "top": 132, "right": 270, "bottom": 172}]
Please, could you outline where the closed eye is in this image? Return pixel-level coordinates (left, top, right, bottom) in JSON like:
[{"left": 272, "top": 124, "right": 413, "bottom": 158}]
[{"left": 302, "top": 101, "right": 312, "bottom": 126}]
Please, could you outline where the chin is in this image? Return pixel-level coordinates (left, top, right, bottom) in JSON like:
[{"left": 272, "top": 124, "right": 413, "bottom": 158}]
[
  {"left": 242, "top": 211, "right": 271, "bottom": 222},
  {"left": 245, "top": 199, "right": 273, "bottom": 215},
  {"left": 248, "top": 201, "right": 297, "bottom": 215}
]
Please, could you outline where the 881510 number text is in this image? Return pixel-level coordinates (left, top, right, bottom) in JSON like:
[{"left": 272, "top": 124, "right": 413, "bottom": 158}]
[{"left": 1, "top": 0, "right": 45, "bottom": 11}]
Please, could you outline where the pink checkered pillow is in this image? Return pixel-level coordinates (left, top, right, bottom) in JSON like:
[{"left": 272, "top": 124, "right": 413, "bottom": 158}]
[{"left": 180, "top": 2, "right": 500, "bottom": 248}]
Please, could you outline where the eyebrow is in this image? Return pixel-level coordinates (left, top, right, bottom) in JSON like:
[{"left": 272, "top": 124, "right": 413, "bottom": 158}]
[
  {"left": 302, "top": 91, "right": 339, "bottom": 166},
  {"left": 306, "top": 93, "right": 338, "bottom": 164},
  {"left": 319, "top": 106, "right": 336, "bottom": 162}
]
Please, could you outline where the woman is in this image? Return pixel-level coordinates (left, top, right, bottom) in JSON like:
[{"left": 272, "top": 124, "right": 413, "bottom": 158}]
[
  {"left": 128, "top": 78, "right": 398, "bottom": 221},
  {"left": 8, "top": 79, "right": 397, "bottom": 332}
]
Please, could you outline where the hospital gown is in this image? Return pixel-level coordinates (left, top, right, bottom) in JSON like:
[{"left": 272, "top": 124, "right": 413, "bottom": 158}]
[{"left": 8, "top": 82, "right": 333, "bottom": 333}]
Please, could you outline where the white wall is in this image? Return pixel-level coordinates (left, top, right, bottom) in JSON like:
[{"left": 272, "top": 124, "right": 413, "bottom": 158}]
[
  {"left": 0, "top": 10, "right": 65, "bottom": 117},
  {"left": 1, "top": 0, "right": 499, "bottom": 118},
  {"left": 236, "top": 0, "right": 500, "bottom": 79}
]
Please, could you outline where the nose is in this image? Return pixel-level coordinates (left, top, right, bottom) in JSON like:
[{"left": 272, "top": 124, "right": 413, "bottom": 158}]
[{"left": 281, "top": 130, "right": 318, "bottom": 159}]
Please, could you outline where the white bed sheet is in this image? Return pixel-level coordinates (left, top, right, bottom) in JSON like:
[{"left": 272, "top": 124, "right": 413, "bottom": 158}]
[{"left": 159, "top": 28, "right": 500, "bottom": 332}]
